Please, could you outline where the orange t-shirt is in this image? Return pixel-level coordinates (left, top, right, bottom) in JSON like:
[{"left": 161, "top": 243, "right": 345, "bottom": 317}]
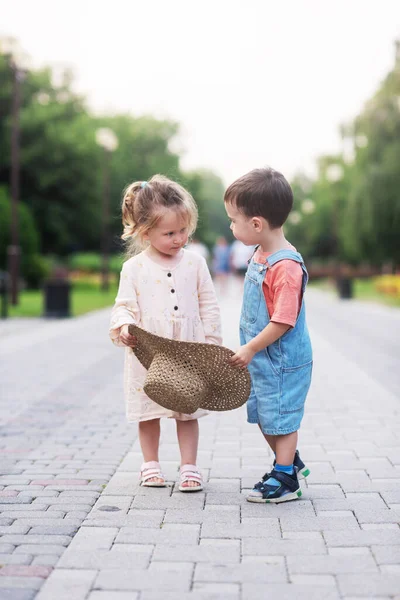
[{"left": 253, "top": 245, "right": 303, "bottom": 327}]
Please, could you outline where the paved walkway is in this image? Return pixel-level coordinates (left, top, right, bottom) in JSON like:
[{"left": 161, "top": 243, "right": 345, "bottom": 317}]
[{"left": 0, "top": 283, "right": 399, "bottom": 600}]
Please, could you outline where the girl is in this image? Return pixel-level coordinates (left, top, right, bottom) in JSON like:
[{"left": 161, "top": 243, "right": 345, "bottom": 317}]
[{"left": 110, "top": 175, "right": 222, "bottom": 491}]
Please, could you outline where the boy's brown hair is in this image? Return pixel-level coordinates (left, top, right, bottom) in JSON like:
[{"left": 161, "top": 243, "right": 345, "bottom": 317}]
[{"left": 224, "top": 167, "right": 293, "bottom": 228}]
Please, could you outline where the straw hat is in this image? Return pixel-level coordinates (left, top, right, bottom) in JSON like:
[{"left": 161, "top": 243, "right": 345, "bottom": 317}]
[{"left": 128, "top": 324, "right": 251, "bottom": 414}]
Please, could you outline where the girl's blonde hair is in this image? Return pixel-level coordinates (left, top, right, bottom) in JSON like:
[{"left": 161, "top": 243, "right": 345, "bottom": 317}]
[{"left": 121, "top": 174, "right": 198, "bottom": 255}]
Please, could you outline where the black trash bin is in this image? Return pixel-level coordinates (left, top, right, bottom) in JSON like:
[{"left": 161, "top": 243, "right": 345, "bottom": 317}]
[
  {"left": 0, "top": 271, "right": 8, "bottom": 319},
  {"left": 336, "top": 277, "right": 353, "bottom": 299},
  {"left": 43, "top": 279, "right": 71, "bottom": 318}
]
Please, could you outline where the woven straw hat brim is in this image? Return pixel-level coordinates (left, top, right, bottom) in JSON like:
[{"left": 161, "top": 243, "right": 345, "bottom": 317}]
[{"left": 128, "top": 324, "right": 251, "bottom": 413}]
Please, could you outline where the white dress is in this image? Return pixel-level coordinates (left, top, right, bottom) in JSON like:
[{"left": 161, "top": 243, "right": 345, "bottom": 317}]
[{"left": 109, "top": 248, "right": 223, "bottom": 422}]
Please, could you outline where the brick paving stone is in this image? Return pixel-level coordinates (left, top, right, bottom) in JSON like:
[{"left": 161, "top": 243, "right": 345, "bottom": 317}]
[
  {"left": 64, "top": 511, "right": 90, "bottom": 520},
  {"left": 30, "top": 480, "right": 89, "bottom": 486},
  {"left": 0, "top": 566, "right": 52, "bottom": 578},
  {"left": 200, "top": 519, "right": 280, "bottom": 539},
  {"left": 65, "top": 526, "right": 118, "bottom": 551},
  {"left": 0, "top": 504, "right": 48, "bottom": 512},
  {"left": 353, "top": 506, "right": 400, "bottom": 523},
  {"left": 194, "top": 562, "right": 287, "bottom": 583},
  {"left": 0, "top": 535, "right": 71, "bottom": 546},
  {"left": 0, "top": 577, "right": 43, "bottom": 590},
  {"left": 33, "top": 496, "right": 96, "bottom": 506},
  {"left": 116, "top": 523, "right": 200, "bottom": 545},
  {"left": 192, "top": 582, "right": 240, "bottom": 596},
  {"left": 371, "top": 545, "right": 400, "bottom": 564},
  {"left": 242, "top": 583, "right": 340, "bottom": 600},
  {"left": 324, "top": 529, "right": 400, "bottom": 546},
  {"left": 95, "top": 563, "right": 193, "bottom": 592},
  {"left": 280, "top": 514, "right": 360, "bottom": 531},
  {"left": 14, "top": 545, "right": 66, "bottom": 556},
  {"left": 141, "top": 594, "right": 237, "bottom": 600},
  {"left": 0, "top": 519, "right": 13, "bottom": 527},
  {"left": 242, "top": 538, "right": 327, "bottom": 556},
  {"left": 47, "top": 504, "right": 92, "bottom": 513},
  {"left": 337, "top": 574, "right": 400, "bottom": 596},
  {"left": 18, "top": 491, "right": 59, "bottom": 499},
  {"left": 163, "top": 506, "right": 240, "bottom": 525},
  {"left": 28, "top": 524, "right": 80, "bottom": 536},
  {"left": 0, "top": 511, "right": 65, "bottom": 520},
  {"left": 290, "top": 574, "right": 337, "bottom": 586},
  {"left": 313, "top": 493, "right": 387, "bottom": 512},
  {"left": 206, "top": 478, "right": 241, "bottom": 493},
  {"left": 153, "top": 540, "right": 241, "bottom": 563},
  {"left": 287, "top": 554, "right": 378, "bottom": 574},
  {"left": 304, "top": 485, "right": 345, "bottom": 499},
  {"left": 0, "top": 555, "right": 33, "bottom": 566},
  {"left": 35, "top": 569, "right": 97, "bottom": 600},
  {"left": 283, "top": 531, "right": 324, "bottom": 540},
  {"left": 0, "top": 590, "right": 37, "bottom": 600},
  {"left": 328, "top": 547, "right": 372, "bottom": 555},
  {"left": 31, "top": 556, "right": 60, "bottom": 567},
  {"left": 0, "top": 545, "right": 15, "bottom": 554},
  {"left": 0, "top": 525, "right": 30, "bottom": 534},
  {"left": 87, "top": 593, "right": 139, "bottom": 600},
  {"left": 57, "top": 546, "right": 152, "bottom": 570}
]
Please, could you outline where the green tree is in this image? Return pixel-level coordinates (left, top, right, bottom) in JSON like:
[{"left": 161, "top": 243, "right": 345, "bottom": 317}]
[
  {"left": 180, "top": 169, "right": 229, "bottom": 246},
  {"left": 341, "top": 42, "right": 400, "bottom": 266}
]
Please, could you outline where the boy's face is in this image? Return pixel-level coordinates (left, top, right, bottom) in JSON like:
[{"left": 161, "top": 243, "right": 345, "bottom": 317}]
[{"left": 224, "top": 202, "right": 261, "bottom": 246}]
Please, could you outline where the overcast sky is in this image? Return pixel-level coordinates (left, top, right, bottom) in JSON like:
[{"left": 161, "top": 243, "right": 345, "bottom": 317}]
[{"left": 1, "top": 0, "right": 399, "bottom": 184}]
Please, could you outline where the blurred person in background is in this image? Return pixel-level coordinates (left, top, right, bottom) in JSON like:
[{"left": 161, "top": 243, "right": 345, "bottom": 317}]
[
  {"left": 230, "top": 239, "right": 254, "bottom": 279},
  {"left": 186, "top": 237, "right": 210, "bottom": 264},
  {"left": 212, "top": 236, "right": 231, "bottom": 292}
]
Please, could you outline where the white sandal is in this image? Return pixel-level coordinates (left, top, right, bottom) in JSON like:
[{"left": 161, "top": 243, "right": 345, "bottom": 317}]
[
  {"left": 179, "top": 464, "right": 203, "bottom": 492},
  {"left": 140, "top": 461, "right": 167, "bottom": 487}
]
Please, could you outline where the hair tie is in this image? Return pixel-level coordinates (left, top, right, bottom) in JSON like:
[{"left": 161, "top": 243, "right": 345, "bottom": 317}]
[{"left": 141, "top": 181, "right": 148, "bottom": 189}]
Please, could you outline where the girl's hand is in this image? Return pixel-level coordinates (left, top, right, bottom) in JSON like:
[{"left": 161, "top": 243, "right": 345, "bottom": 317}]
[
  {"left": 229, "top": 344, "right": 255, "bottom": 369},
  {"left": 120, "top": 325, "right": 137, "bottom": 347}
]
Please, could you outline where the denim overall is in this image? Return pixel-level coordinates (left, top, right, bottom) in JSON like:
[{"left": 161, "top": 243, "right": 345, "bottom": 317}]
[{"left": 240, "top": 249, "right": 313, "bottom": 435}]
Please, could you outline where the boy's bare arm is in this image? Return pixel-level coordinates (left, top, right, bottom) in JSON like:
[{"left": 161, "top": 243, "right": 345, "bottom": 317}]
[
  {"left": 248, "top": 321, "right": 290, "bottom": 353},
  {"left": 229, "top": 321, "right": 290, "bottom": 368}
]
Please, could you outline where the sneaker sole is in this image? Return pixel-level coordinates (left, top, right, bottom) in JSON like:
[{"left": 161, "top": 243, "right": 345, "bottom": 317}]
[
  {"left": 297, "top": 466, "right": 310, "bottom": 480},
  {"left": 247, "top": 489, "right": 302, "bottom": 504}
]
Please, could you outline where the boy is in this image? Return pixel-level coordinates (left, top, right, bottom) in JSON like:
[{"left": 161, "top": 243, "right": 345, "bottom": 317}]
[{"left": 225, "top": 167, "right": 312, "bottom": 503}]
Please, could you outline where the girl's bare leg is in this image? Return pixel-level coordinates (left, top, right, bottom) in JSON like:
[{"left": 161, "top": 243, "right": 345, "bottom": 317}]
[
  {"left": 176, "top": 419, "right": 200, "bottom": 488},
  {"left": 138, "top": 419, "right": 163, "bottom": 483}
]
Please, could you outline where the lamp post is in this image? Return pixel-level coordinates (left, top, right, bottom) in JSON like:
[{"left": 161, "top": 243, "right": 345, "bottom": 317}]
[
  {"left": 325, "top": 162, "right": 352, "bottom": 297},
  {"left": 1, "top": 37, "right": 29, "bottom": 305},
  {"left": 95, "top": 128, "right": 118, "bottom": 291}
]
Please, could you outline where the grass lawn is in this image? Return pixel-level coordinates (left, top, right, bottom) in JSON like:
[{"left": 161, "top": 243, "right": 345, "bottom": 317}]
[
  {"left": 310, "top": 277, "right": 400, "bottom": 308},
  {"left": 8, "top": 281, "right": 118, "bottom": 318}
]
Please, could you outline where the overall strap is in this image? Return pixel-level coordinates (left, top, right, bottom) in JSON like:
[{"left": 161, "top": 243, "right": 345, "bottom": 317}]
[
  {"left": 266, "top": 249, "right": 309, "bottom": 293},
  {"left": 266, "top": 249, "right": 303, "bottom": 266},
  {"left": 247, "top": 245, "right": 259, "bottom": 265}
]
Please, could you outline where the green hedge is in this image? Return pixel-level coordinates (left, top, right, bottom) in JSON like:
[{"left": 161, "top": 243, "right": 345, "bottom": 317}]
[
  {"left": 69, "top": 252, "right": 124, "bottom": 274},
  {"left": 0, "top": 187, "right": 50, "bottom": 287}
]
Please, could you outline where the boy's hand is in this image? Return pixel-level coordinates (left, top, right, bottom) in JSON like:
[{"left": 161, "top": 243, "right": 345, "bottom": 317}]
[
  {"left": 229, "top": 344, "right": 255, "bottom": 369},
  {"left": 120, "top": 324, "right": 137, "bottom": 347}
]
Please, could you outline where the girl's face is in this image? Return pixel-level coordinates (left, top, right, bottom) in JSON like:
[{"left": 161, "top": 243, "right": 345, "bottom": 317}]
[{"left": 144, "top": 209, "right": 190, "bottom": 257}]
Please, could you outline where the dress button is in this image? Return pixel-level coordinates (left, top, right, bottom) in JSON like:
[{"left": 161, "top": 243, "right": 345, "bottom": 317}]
[
  {"left": 167, "top": 272, "right": 172, "bottom": 277},
  {"left": 171, "top": 289, "right": 175, "bottom": 293},
  {"left": 174, "top": 306, "right": 178, "bottom": 311}
]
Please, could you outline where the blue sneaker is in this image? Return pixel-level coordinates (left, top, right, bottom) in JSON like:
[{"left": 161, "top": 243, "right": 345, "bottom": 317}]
[
  {"left": 253, "top": 450, "right": 310, "bottom": 492},
  {"left": 247, "top": 468, "right": 301, "bottom": 504}
]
